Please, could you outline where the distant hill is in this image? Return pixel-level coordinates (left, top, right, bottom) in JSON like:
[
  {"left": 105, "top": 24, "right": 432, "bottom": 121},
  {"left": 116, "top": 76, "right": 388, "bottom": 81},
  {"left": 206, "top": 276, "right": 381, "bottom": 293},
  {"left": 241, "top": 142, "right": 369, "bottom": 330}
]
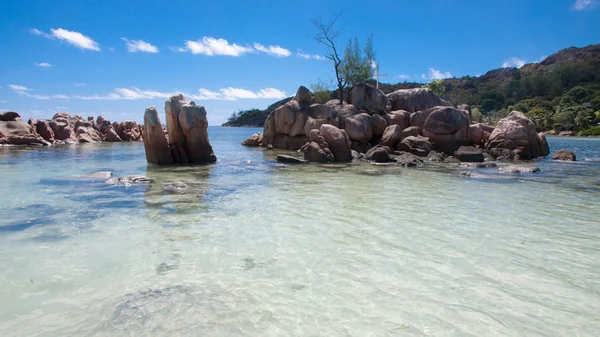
[{"left": 223, "top": 44, "right": 600, "bottom": 133}]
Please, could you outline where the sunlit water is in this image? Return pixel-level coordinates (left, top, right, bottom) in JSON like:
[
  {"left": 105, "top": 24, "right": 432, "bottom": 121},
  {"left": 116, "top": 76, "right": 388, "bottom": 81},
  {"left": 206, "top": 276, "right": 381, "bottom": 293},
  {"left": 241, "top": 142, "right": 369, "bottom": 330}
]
[{"left": 0, "top": 127, "right": 599, "bottom": 336}]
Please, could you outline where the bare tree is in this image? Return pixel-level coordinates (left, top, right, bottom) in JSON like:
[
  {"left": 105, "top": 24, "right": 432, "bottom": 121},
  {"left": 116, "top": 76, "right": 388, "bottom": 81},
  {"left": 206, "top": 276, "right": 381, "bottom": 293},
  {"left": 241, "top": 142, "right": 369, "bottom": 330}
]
[{"left": 311, "top": 12, "right": 346, "bottom": 103}]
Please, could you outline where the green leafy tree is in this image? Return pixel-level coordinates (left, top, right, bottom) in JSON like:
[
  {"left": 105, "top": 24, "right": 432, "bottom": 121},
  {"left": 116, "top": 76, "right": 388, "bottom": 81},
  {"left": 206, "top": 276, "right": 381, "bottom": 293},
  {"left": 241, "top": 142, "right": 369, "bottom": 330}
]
[
  {"left": 340, "top": 35, "right": 375, "bottom": 87},
  {"left": 527, "top": 107, "right": 555, "bottom": 130},
  {"left": 310, "top": 79, "right": 333, "bottom": 103},
  {"left": 480, "top": 98, "right": 496, "bottom": 113},
  {"left": 423, "top": 79, "right": 445, "bottom": 96}
]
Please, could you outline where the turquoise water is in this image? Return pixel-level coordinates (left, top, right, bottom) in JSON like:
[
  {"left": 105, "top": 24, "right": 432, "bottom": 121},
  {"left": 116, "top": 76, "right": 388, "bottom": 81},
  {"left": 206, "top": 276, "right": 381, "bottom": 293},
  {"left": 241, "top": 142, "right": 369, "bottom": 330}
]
[{"left": 0, "top": 127, "right": 599, "bottom": 336}]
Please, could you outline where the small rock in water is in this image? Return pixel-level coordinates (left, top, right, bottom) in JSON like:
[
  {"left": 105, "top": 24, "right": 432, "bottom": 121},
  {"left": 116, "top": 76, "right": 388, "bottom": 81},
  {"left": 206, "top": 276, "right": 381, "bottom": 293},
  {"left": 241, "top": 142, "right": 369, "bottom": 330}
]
[
  {"left": 459, "top": 162, "right": 497, "bottom": 168},
  {"left": 500, "top": 166, "right": 540, "bottom": 174},
  {"left": 88, "top": 171, "right": 113, "bottom": 179},
  {"left": 552, "top": 149, "right": 576, "bottom": 161},
  {"left": 106, "top": 175, "right": 152, "bottom": 186},
  {"left": 426, "top": 151, "right": 445, "bottom": 162},
  {"left": 276, "top": 155, "right": 306, "bottom": 164},
  {"left": 267, "top": 144, "right": 274, "bottom": 150}
]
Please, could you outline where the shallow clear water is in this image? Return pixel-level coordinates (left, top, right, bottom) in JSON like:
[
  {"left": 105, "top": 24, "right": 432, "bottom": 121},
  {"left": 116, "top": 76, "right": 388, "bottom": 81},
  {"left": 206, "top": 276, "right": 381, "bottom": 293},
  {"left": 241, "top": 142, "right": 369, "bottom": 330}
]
[{"left": 0, "top": 128, "right": 599, "bottom": 336}]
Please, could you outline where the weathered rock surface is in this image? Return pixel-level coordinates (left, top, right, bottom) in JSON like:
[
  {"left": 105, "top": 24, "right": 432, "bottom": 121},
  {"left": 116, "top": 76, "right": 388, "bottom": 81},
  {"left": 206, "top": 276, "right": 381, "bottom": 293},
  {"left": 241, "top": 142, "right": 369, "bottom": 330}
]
[
  {"left": 401, "top": 126, "right": 420, "bottom": 140},
  {"left": 178, "top": 102, "right": 217, "bottom": 164},
  {"left": 471, "top": 123, "right": 494, "bottom": 147},
  {"left": 165, "top": 94, "right": 190, "bottom": 163},
  {"left": 35, "top": 120, "right": 55, "bottom": 143},
  {"left": 486, "top": 111, "right": 550, "bottom": 160},
  {"left": 143, "top": 106, "right": 173, "bottom": 165},
  {"left": 276, "top": 155, "right": 306, "bottom": 164},
  {"left": 347, "top": 83, "right": 388, "bottom": 112},
  {"left": 558, "top": 130, "right": 577, "bottom": 136},
  {"left": 387, "top": 88, "right": 451, "bottom": 112},
  {"left": 320, "top": 124, "right": 352, "bottom": 162},
  {"left": 241, "top": 132, "right": 264, "bottom": 147},
  {"left": 0, "top": 112, "right": 49, "bottom": 146},
  {"left": 426, "top": 151, "right": 445, "bottom": 162},
  {"left": 454, "top": 146, "right": 484, "bottom": 162},
  {"left": 364, "top": 145, "right": 393, "bottom": 163},
  {"left": 422, "top": 107, "right": 471, "bottom": 154},
  {"left": 394, "top": 152, "right": 425, "bottom": 167},
  {"left": 380, "top": 124, "right": 403, "bottom": 147},
  {"left": 371, "top": 114, "right": 388, "bottom": 137},
  {"left": 396, "top": 135, "right": 432, "bottom": 157},
  {"left": 344, "top": 113, "right": 373, "bottom": 143},
  {"left": 552, "top": 149, "right": 576, "bottom": 161},
  {"left": 300, "top": 129, "right": 334, "bottom": 163},
  {"left": 385, "top": 110, "right": 411, "bottom": 130},
  {"left": 295, "top": 86, "right": 313, "bottom": 104},
  {"left": 75, "top": 120, "right": 104, "bottom": 143}
]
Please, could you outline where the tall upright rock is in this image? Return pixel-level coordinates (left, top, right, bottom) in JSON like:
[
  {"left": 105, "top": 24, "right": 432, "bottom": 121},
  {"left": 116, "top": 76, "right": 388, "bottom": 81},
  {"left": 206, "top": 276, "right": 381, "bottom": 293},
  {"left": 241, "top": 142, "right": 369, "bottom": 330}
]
[
  {"left": 143, "top": 106, "right": 173, "bottom": 165},
  {"left": 142, "top": 95, "right": 216, "bottom": 165},
  {"left": 165, "top": 94, "right": 189, "bottom": 163},
  {"left": 179, "top": 102, "right": 216, "bottom": 164}
]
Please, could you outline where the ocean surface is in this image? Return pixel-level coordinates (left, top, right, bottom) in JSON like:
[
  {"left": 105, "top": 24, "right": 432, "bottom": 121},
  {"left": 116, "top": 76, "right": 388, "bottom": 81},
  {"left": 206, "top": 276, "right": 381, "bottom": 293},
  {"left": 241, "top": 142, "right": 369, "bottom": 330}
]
[{"left": 0, "top": 127, "right": 599, "bottom": 336}]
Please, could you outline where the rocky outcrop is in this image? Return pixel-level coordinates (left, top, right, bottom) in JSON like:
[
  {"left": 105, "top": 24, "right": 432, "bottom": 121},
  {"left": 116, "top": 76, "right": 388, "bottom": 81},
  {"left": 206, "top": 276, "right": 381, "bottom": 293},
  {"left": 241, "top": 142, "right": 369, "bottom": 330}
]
[
  {"left": 387, "top": 88, "right": 451, "bottom": 112},
  {"left": 422, "top": 106, "right": 471, "bottom": 154},
  {"left": 319, "top": 124, "right": 352, "bottom": 162},
  {"left": 454, "top": 146, "right": 484, "bottom": 162},
  {"left": 470, "top": 123, "right": 494, "bottom": 147},
  {"left": 142, "top": 95, "right": 217, "bottom": 165},
  {"left": 295, "top": 86, "right": 313, "bottom": 105},
  {"left": 344, "top": 113, "right": 373, "bottom": 143},
  {"left": 394, "top": 152, "right": 425, "bottom": 167},
  {"left": 179, "top": 102, "right": 217, "bottom": 164},
  {"left": 380, "top": 124, "right": 403, "bottom": 147},
  {"left": 35, "top": 120, "right": 55, "bottom": 143},
  {"left": 0, "top": 112, "right": 49, "bottom": 146},
  {"left": 486, "top": 111, "right": 550, "bottom": 160},
  {"left": 364, "top": 145, "right": 393, "bottom": 163},
  {"left": 371, "top": 114, "right": 388, "bottom": 137},
  {"left": 143, "top": 106, "right": 173, "bottom": 165},
  {"left": 347, "top": 83, "right": 388, "bottom": 112},
  {"left": 396, "top": 135, "right": 432, "bottom": 157},
  {"left": 401, "top": 126, "right": 420, "bottom": 140},
  {"left": 116, "top": 121, "right": 141, "bottom": 141},
  {"left": 75, "top": 120, "right": 103, "bottom": 143},
  {"left": 241, "top": 132, "right": 265, "bottom": 147},
  {"left": 384, "top": 110, "right": 410, "bottom": 130},
  {"left": 277, "top": 155, "right": 306, "bottom": 164},
  {"left": 558, "top": 130, "right": 577, "bottom": 136},
  {"left": 552, "top": 149, "right": 576, "bottom": 161},
  {"left": 300, "top": 129, "right": 334, "bottom": 163}
]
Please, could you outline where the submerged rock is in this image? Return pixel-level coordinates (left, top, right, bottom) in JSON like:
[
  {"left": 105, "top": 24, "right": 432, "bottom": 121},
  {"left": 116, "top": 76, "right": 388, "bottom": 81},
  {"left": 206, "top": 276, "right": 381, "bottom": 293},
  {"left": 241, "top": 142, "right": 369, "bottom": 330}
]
[
  {"left": 394, "top": 152, "right": 425, "bottom": 167},
  {"left": 499, "top": 165, "right": 541, "bottom": 174},
  {"left": 106, "top": 175, "right": 152, "bottom": 186},
  {"left": 276, "top": 155, "right": 306, "bottom": 164},
  {"left": 88, "top": 171, "right": 113, "bottom": 179}
]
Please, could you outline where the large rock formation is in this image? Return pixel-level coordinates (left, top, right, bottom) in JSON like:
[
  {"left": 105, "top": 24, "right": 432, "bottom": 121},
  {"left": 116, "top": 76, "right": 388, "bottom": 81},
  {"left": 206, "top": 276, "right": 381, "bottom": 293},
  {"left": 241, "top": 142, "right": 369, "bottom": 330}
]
[
  {"left": 143, "top": 107, "right": 173, "bottom": 165},
  {"left": 422, "top": 106, "right": 471, "bottom": 154},
  {"left": 319, "top": 124, "right": 352, "bottom": 162},
  {"left": 387, "top": 88, "right": 451, "bottom": 112},
  {"left": 347, "top": 83, "right": 388, "bottom": 112},
  {"left": 179, "top": 102, "right": 217, "bottom": 164},
  {"left": 486, "top": 111, "right": 550, "bottom": 160},
  {"left": 142, "top": 95, "right": 216, "bottom": 165},
  {"left": 0, "top": 112, "right": 49, "bottom": 145},
  {"left": 344, "top": 113, "right": 373, "bottom": 143}
]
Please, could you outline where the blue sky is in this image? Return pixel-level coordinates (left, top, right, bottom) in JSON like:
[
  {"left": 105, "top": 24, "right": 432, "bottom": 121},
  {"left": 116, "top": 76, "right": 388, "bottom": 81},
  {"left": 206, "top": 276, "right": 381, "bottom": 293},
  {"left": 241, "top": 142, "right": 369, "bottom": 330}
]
[{"left": 1, "top": 0, "right": 599, "bottom": 125}]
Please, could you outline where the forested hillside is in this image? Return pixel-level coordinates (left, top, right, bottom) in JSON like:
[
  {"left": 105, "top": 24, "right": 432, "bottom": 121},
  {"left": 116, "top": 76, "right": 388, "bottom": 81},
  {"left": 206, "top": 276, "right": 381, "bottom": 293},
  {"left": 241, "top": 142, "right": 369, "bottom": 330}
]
[{"left": 224, "top": 44, "right": 600, "bottom": 134}]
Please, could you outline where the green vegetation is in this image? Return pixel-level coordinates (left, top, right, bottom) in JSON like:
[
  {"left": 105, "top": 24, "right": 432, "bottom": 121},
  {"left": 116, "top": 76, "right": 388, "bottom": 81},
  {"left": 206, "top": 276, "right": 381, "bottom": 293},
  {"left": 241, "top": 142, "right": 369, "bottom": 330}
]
[
  {"left": 580, "top": 126, "right": 600, "bottom": 136},
  {"left": 435, "top": 45, "right": 600, "bottom": 132},
  {"left": 224, "top": 44, "right": 600, "bottom": 133}
]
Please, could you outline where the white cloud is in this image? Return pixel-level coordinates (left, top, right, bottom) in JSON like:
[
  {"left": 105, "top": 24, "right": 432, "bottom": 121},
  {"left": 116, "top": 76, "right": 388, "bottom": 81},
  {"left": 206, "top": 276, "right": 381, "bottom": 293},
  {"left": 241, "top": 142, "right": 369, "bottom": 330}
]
[
  {"left": 395, "top": 74, "right": 411, "bottom": 81},
  {"left": 35, "top": 62, "right": 52, "bottom": 67},
  {"left": 75, "top": 83, "right": 86, "bottom": 87},
  {"left": 573, "top": 0, "right": 597, "bottom": 10},
  {"left": 254, "top": 43, "right": 291, "bottom": 57},
  {"left": 179, "top": 37, "right": 254, "bottom": 56},
  {"left": 10, "top": 86, "right": 287, "bottom": 102},
  {"left": 297, "top": 50, "right": 326, "bottom": 60},
  {"left": 9, "top": 84, "right": 32, "bottom": 91},
  {"left": 30, "top": 28, "right": 100, "bottom": 51},
  {"left": 0, "top": 100, "right": 7, "bottom": 104},
  {"left": 121, "top": 38, "right": 159, "bottom": 53},
  {"left": 427, "top": 68, "right": 453, "bottom": 80},
  {"left": 502, "top": 57, "right": 526, "bottom": 68}
]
